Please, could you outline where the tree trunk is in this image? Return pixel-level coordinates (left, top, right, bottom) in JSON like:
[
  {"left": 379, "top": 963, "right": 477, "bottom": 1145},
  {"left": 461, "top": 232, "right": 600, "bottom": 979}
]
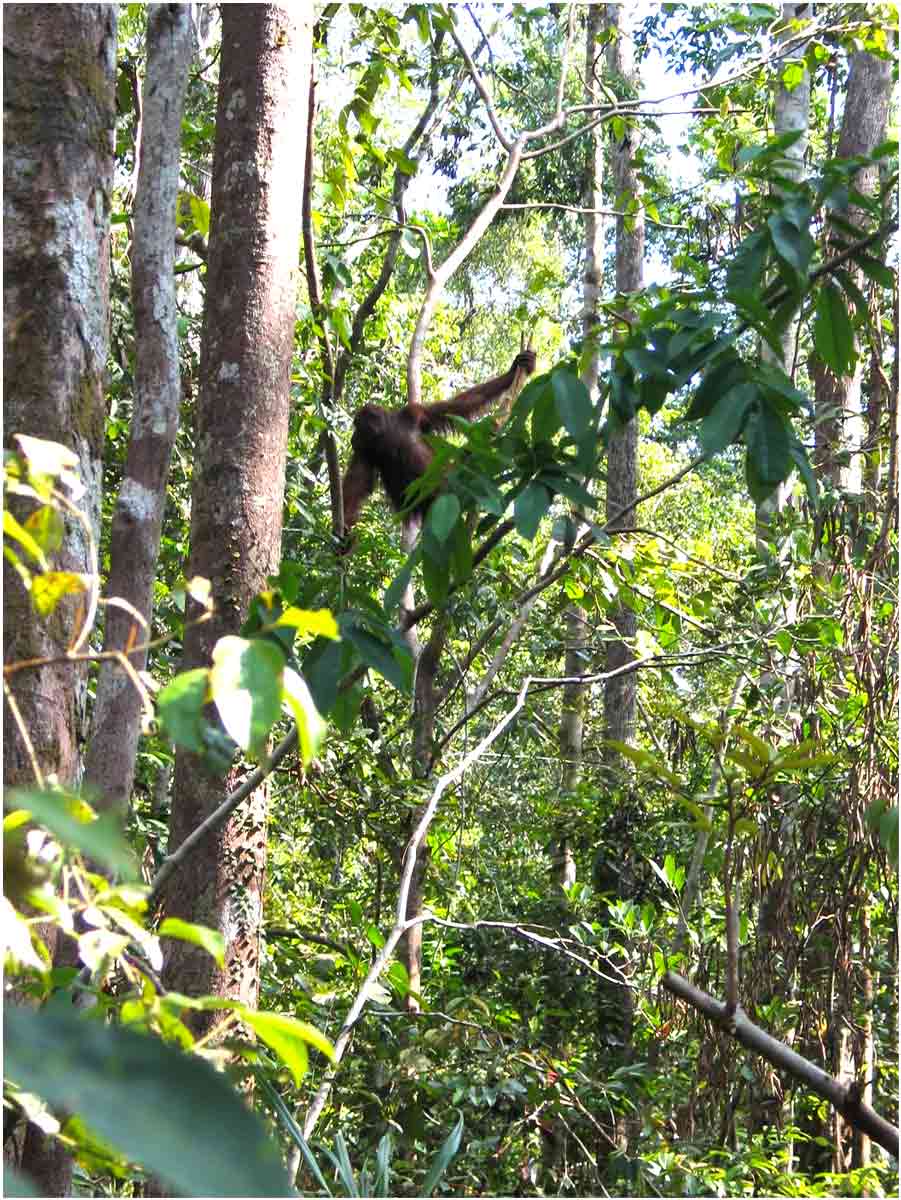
[
  {"left": 160, "top": 6, "right": 310, "bottom": 1027},
  {"left": 812, "top": 48, "right": 892, "bottom": 491},
  {"left": 3, "top": 3, "right": 116, "bottom": 795},
  {"left": 755, "top": 2, "right": 811, "bottom": 548},
  {"left": 602, "top": 2, "right": 642, "bottom": 755},
  {"left": 4, "top": 7, "right": 117, "bottom": 1194},
  {"left": 84, "top": 5, "right": 195, "bottom": 819}
]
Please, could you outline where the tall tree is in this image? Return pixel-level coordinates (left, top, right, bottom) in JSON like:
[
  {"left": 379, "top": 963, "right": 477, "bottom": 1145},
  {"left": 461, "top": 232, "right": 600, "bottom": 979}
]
[
  {"left": 160, "top": 6, "right": 311, "bottom": 1020},
  {"left": 3, "top": 4, "right": 116, "bottom": 795},
  {"left": 812, "top": 47, "right": 893, "bottom": 492},
  {"left": 602, "top": 3, "right": 643, "bottom": 754},
  {"left": 4, "top": 8, "right": 117, "bottom": 1194},
  {"left": 84, "top": 4, "right": 195, "bottom": 817}
]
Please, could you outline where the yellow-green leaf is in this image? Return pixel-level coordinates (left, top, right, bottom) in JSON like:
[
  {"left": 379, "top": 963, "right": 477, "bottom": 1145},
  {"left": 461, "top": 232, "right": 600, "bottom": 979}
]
[
  {"left": 274, "top": 607, "right": 339, "bottom": 640},
  {"left": 282, "top": 667, "right": 326, "bottom": 764},
  {"left": 31, "top": 570, "right": 87, "bottom": 616},
  {"left": 241, "top": 1011, "right": 334, "bottom": 1086},
  {"left": 159, "top": 919, "right": 226, "bottom": 968}
]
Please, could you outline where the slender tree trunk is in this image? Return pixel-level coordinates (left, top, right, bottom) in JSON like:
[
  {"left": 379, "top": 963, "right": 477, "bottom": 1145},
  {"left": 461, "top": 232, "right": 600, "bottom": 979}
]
[
  {"left": 812, "top": 48, "right": 892, "bottom": 491},
  {"left": 756, "top": 2, "right": 811, "bottom": 548},
  {"left": 4, "top": 8, "right": 117, "bottom": 1194},
  {"left": 602, "top": 2, "right": 642, "bottom": 755},
  {"left": 160, "top": 6, "right": 310, "bottom": 1026},
  {"left": 84, "top": 5, "right": 195, "bottom": 818}
]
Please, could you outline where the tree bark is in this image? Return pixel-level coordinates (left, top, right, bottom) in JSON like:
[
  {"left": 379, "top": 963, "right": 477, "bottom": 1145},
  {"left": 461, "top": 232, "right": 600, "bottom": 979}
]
[
  {"left": 812, "top": 47, "right": 892, "bottom": 491},
  {"left": 3, "top": 3, "right": 116, "bottom": 794},
  {"left": 84, "top": 4, "right": 195, "bottom": 818},
  {"left": 602, "top": 3, "right": 642, "bottom": 756},
  {"left": 4, "top": 7, "right": 117, "bottom": 1193},
  {"left": 159, "top": 6, "right": 310, "bottom": 1027}
]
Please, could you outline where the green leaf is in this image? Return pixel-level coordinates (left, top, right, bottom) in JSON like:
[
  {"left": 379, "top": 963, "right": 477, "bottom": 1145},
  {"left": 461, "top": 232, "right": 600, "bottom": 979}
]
[
  {"left": 623, "top": 347, "right": 671, "bottom": 380},
  {"left": 768, "top": 213, "right": 807, "bottom": 282},
  {"left": 531, "top": 387, "right": 561, "bottom": 444},
  {"left": 789, "top": 438, "right": 819, "bottom": 509},
  {"left": 684, "top": 355, "right": 746, "bottom": 421},
  {"left": 329, "top": 307, "right": 353, "bottom": 351},
  {"left": 31, "top": 571, "right": 87, "bottom": 617},
  {"left": 832, "top": 267, "right": 869, "bottom": 319},
  {"left": 422, "top": 1112, "right": 464, "bottom": 1197},
  {"left": 427, "top": 493, "right": 460, "bottom": 543},
  {"left": 450, "top": 519, "right": 473, "bottom": 583},
  {"left": 422, "top": 548, "right": 450, "bottom": 605},
  {"left": 343, "top": 625, "right": 412, "bottom": 694},
  {"left": 242, "top": 1010, "right": 334, "bottom": 1087},
  {"left": 853, "top": 253, "right": 894, "bottom": 288},
  {"left": 256, "top": 1075, "right": 333, "bottom": 1195},
  {"left": 274, "top": 607, "right": 339, "bottom": 640},
  {"left": 747, "top": 398, "right": 792, "bottom": 486},
  {"left": 514, "top": 482, "right": 551, "bottom": 540},
  {"left": 4, "top": 1005, "right": 293, "bottom": 1197},
  {"left": 814, "top": 283, "right": 855, "bottom": 376},
  {"left": 158, "top": 919, "right": 225, "bottom": 968},
  {"left": 384, "top": 552, "right": 417, "bottom": 617},
  {"left": 209, "top": 636, "right": 284, "bottom": 756},
  {"left": 699, "top": 383, "right": 756, "bottom": 456},
  {"left": 157, "top": 667, "right": 210, "bottom": 753},
  {"left": 551, "top": 369, "right": 592, "bottom": 438},
  {"left": 727, "top": 230, "right": 769, "bottom": 297},
  {"left": 3, "top": 510, "right": 48, "bottom": 568},
  {"left": 281, "top": 667, "right": 327, "bottom": 764},
  {"left": 6, "top": 789, "right": 136, "bottom": 877}
]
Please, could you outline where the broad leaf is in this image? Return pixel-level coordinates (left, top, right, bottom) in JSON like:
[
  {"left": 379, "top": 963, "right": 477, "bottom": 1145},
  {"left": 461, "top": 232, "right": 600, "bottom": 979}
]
[
  {"left": 158, "top": 919, "right": 225, "bottom": 968},
  {"left": 700, "top": 383, "right": 756, "bottom": 456},
  {"left": 814, "top": 283, "right": 855, "bottom": 376},
  {"left": 209, "top": 637, "right": 284, "bottom": 756},
  {"left": 282, "top": 667, "right": 327, "bottom": 764},
  {"left": 157, "top": 667, "right": 211, "bottom": 753},
  {"left": 514, "top": 482, "right": 551, "bottom": 540},
  {"left": 551, "top": 369, "right": 592, "bottom": 437},
  {"left": 4, "top": 1005, "right": 293, "bottom": 1197},
  {"left": 427, "top": 493, "right": 460, "bottom": 543}
]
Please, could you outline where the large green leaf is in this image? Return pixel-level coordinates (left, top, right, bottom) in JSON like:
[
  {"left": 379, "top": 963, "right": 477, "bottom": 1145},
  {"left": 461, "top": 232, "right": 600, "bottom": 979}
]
[
  {"left": 422, "top": 1112, "right": 464, "bottom": 1197},
  {"left": 684, "top": 355, "right": 746, "bottom": 422},
  {"left": 551, "top": 369, "right": 592, "bottom": 438},
  {"left": 157, "top": 667, "right": 210, "bottom": 753},
  {"left": 427, "top": 493, "right": 460, "bottom": 543},
  {"left": 745, "top": 400, "right": 792, "bottom": 497},
  {"left": 4, "top": 1005, "right": 293, "bottom": 1198},
  {"left": 282, "top": 668, "right": 327, "bottom": 764},
  {"left": 209, "top": 636, "right": 284, "bottom": 756},
  {"left": 699, "top": 383, "right": 756, "bottom": 456},
  {"left": 813, "top": 282, "right": 855, "bottom": 376},
  {"left": 514, "top": 482, "right": 551, "bottom": 540},
  {"left": 343, "top": 624, "right": 412, "bottom": 694}
]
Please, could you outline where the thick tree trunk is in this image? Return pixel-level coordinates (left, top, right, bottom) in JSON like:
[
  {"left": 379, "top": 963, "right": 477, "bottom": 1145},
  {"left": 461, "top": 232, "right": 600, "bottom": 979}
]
[
  {"left": 3, "top": 3, "right": 116, "bottom": 794},
  {"left": 84, "top": 5, "right": 195, "bottom": 818},
  {"left": 4, "top": 8, "right": 116, "bottom": 1194},
  {"left": 160, "top": 6, "right": 310, "bottom": 1026}
]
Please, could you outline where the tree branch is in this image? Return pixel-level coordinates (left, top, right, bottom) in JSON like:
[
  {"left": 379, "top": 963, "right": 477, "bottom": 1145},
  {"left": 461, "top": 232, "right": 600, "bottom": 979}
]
[{"left": 662, "top": 970, "right": 900, "bottom": 1158}]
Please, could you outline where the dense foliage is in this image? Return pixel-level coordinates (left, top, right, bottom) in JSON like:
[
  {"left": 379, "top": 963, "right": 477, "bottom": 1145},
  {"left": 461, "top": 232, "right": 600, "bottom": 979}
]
[{"left": 4, "top": 4, "right": 897, "bottom": 1197}]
